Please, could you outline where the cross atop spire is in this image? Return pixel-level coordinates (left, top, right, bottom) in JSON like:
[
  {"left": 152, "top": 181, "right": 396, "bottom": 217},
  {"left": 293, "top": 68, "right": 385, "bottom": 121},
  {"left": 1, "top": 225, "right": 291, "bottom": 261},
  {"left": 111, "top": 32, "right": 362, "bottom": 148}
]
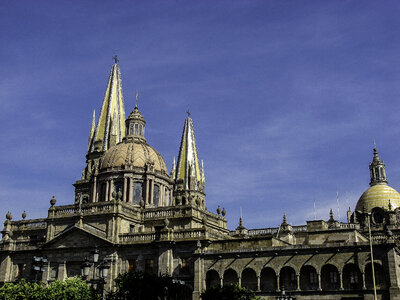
[
  {"left": 90, "top": 62, "right": 126, "bottom": 152},
  {"left": 186, "top": 110, "right": 191, "bottom": 117},
  {"left": 113, "top": 55, "right": 119, "bottom": 64}
]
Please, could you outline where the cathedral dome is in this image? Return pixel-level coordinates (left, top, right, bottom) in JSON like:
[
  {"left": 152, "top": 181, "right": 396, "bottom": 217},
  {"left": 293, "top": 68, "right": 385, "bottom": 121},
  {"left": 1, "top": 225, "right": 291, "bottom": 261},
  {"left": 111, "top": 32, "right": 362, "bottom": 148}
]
[
  {"left": 355, "top": 184, "right": 400, "bottom": 212},
  {"left": 100, "top": 138, "right": 168, "bottom": 174}
]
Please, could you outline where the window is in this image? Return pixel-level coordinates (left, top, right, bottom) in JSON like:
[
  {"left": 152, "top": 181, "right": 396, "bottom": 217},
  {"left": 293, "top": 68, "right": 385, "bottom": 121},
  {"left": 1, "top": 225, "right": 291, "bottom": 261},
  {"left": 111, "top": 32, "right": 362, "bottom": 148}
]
[
  {"left": 114, "top": 180, "right": 123, "bottom": 195},
  {"left": 129, "top": 123, "right": 134, "bottom": 135},
  {"left": 130, "top": 224, "right": 135, "bottom": 233},
  {"left": 145, "top": 259, "right": 154, "bottom": 274},
  {"left": 350, "top": 271, "right": 359, "bottom": 283},
  {"left": 100, "top": 183, "right": 107, "bottom": 202},
  {"left": 180, "top": 258, "right": 190, "bottom": 275},
  {"left": 330, "top": 271, "right": 337, "bottom": 283},
  {"left": 128, "top": 260, "right": 136, "bottom": 272},
  {"left": 310, "top": 272, "right": 318, "bottom": 284},
  {"left": 153, "top": 185, "right": 160, "bottom": 206},
  {"left": 133, "top": 182, "right": 143, "bottom": 204},
  {"left": 134, "top": 124, "right": 139, "bottom": 135}
]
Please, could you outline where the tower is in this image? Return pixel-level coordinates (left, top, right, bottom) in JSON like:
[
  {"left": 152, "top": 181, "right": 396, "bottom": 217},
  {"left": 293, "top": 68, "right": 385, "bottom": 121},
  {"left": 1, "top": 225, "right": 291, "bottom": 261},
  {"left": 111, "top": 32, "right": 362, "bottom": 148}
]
[{"left": 173, "top": 113, "right": 206, "bottom": 208}]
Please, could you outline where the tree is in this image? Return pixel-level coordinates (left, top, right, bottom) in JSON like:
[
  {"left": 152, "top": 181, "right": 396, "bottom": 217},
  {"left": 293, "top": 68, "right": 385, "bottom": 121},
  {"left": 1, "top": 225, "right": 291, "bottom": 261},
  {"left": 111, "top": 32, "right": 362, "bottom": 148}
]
[
  {"left": 106, "top": 271, "right": 191, "bottom": 300},
  {"left": 201, "top": 284, "right": 260, "bottom": 300},
  {"left": 0, "top": 277, "right": 99, "bottom": 300}
]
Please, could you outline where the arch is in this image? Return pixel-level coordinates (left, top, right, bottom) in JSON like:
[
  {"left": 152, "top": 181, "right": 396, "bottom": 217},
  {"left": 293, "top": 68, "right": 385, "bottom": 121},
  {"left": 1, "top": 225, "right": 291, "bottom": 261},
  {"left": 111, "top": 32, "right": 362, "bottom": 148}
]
[
  {"left": 343, "top": 263, "right": 362, "bottom": 290},
  {"left": 279, "top": 266, "right": 297, "bottom": 291},
  {"left": 321, "top": 264, "right": 339, "bottom": 291},
  {"left": 365, "top": 262, "right": 387, "bottom": 290},
  {"left": 241, "top": 268, "right": 257, "bottom": 291},
  {"left": 300, "top": 265, "right": 318, "bottom": 291},
  {"left": 260, "top": 267, "right": 277, "bottom": 291},
  {"left": 223, "top": 268, "right": 238, "bottom": 286},
  {"left": 206, "top": 270, "right": 220, "bottom": 289}
]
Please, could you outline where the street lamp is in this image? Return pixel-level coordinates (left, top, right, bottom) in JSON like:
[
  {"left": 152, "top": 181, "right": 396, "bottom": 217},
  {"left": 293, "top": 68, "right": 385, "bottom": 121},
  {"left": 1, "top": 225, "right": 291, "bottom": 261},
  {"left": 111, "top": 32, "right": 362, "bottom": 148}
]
[
  {"left": 32, "top": 256, "right": 47, "bottom": 282},
  {"left": 367, "top": 213, "right": 377, "bottom": 300},
  {"left": 276, "top": 287, "right": 295, "bottom": 300}
]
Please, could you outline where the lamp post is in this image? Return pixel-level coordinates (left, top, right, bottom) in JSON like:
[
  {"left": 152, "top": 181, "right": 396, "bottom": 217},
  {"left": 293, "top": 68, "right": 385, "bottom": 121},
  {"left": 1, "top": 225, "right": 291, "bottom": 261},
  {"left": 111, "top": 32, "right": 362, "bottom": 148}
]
[
  {"left": 367, "top": 213, "right": 377, "bottom": 300},
  {"left": 80, "top": 248, "right": 111, "bottom": 299},
  {"left": 32, "top": 256, "right": 47, "bottom": 282},
  {"left": 276, "top": 287, "right": 295, "bottom": 300}
]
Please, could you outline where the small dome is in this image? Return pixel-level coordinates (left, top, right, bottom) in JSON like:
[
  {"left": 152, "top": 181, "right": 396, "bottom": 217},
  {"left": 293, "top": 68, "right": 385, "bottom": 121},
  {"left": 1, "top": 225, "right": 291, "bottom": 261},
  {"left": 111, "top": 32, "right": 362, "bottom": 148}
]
[
  {"left": 101, "top": 138, "right": 168, "bottom": 174},
  {"left": 355, "top": 184, "right": 400, "bottom": 212}
]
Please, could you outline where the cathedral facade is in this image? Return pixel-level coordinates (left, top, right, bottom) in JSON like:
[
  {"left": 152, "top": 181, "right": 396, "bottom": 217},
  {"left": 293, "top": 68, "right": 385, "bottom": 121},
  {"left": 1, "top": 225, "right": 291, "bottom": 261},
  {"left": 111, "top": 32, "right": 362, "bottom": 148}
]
[{"left": 1, "top": 61, "right": 400, "bottom": 300}]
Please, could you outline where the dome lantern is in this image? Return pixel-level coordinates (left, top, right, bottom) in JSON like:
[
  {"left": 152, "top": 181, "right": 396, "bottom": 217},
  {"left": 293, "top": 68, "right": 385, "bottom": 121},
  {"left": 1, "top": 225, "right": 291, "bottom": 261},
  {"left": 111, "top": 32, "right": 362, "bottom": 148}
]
[{"left": 369, "top": 146, "right": 388, "bottom": 186}]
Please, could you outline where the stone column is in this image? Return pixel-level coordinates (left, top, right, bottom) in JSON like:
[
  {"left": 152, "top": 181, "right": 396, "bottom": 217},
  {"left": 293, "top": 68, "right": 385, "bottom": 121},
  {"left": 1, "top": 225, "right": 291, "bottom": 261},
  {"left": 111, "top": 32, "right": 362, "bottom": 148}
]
[
  {"left": 57, "top": 262, "right": 66, "bottom": 280},
  {"left": 277, "top": 275, "right": 280, "bottom": 292},
  {"left": 150, "top": 180, "right": 154, "bottom": 205},
  {"left": 220, "top": 276, "right": 224, "bottom": 287},
  {"left": 129, "top": 178, "right": 134, "bottom": 203},
  {"left": 109, "top": 179, "right": 114, "bottom": 200},
  {"left": 92, "top": 176, "right": 97, "bottom": 203},
  {"left": 317, "top": 273, "right": 322, "bottom": 291},
  {"left": 145, "top": 179, "right": 150, "bottom": 204},
  {"left": 362, "top": 272, "right": 366, "bottom": 289},
  {"left": 296, "top": 273, "right": 300, "bottom": 291},
  {"left": 105, "top": 181, "right": 109, "bottom": 202},
  {"left": 339, "top": 271, "right": 344, "bottom": 290},
  {"left": 257, "top": 275, "right": 261, "bottom": 291},
  {"left": 192, "top": 255, "right": 203, "bottom": 300},
  {"left": 123, "top": 177, "right": 127, "bottom": 202},
  {"left": 238, "top": 275, "right": 241, "bottom": 287}
]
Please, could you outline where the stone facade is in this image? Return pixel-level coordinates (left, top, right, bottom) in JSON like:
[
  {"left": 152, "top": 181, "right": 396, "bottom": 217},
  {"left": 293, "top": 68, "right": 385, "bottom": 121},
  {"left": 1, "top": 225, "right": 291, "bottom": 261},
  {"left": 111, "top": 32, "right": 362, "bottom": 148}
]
[{"left": 1, "top": 62, "right": 400, "bottom": 300}]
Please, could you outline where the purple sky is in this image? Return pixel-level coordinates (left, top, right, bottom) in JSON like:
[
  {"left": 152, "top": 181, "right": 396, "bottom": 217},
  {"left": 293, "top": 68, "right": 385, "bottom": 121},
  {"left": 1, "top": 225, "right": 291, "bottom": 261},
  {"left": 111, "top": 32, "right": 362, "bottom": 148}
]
[{"left": 1, "top": 1, "right": 400, "bottom": 229}]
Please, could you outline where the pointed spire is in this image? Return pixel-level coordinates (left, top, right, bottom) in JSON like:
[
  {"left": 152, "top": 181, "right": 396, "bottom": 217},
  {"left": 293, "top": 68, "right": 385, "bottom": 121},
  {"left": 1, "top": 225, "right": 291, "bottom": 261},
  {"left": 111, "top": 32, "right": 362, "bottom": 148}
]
[
  {"left": 369, "top": 144, "right": 388, "bottom": 186},
  {"left": 91, "top": 60, "right": 126, "bottom": 152},
  {"left": 175, "top": 114, "right": 203, "bottom": 190},
  {"left": 171, "top": 157, "right": 176, "bottom": 179},
  {"left": 88, "top": 109, "right": 96, "bottom": 150}
]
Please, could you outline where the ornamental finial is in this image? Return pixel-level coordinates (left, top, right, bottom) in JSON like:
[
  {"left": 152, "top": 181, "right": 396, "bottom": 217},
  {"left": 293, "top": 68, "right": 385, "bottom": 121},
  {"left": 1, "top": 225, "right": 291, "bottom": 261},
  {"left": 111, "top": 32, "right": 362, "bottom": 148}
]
[
  {"left": 113, "top": 55, "right": 119, "bottom": 64},
  {"left": 135, "top": 90, "right": 139, "bottom": 108},
  {"left": 186, "top": 110, "right": 191, "bottom": 117}
]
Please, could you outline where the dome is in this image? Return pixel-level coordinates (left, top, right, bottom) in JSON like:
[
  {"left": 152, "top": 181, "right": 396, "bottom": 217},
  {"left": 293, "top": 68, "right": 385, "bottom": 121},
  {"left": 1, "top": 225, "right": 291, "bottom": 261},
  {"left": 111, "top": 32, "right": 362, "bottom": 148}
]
[
  {"left": 355, "top": 184, "right": 400, "bottom": 212},
  {"left": 101, "top": 138, "right": 168, "bottom": 174}
]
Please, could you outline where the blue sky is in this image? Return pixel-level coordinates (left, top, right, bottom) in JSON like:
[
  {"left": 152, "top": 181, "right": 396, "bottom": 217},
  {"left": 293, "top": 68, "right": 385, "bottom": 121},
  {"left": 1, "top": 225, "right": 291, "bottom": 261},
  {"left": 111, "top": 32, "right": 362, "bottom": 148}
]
[{"left": 1, "top": 1, "right": 400, "bottom": 229}]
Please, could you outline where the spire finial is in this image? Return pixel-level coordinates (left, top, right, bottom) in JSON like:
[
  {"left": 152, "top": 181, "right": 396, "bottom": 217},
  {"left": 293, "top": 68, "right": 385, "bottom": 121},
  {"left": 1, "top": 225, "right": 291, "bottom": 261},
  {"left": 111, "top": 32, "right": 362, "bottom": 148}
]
[
  {"left": 186, "top": 110, "right": 191, "bottom": 117},
  {"left": 329, "top": 208, "right": 334, "bottom": 222},
  {"left": 113, "top": 55, "right": 119, "bottom": 64},
  {"left": 282, "top": 213, "right": 287, "bottom": 225},
  {"left": 135, "top": 90, "right": 139, "bottom": 108},
  {"left": 374, "top": 139, "right": 377, "bottom": 149}
]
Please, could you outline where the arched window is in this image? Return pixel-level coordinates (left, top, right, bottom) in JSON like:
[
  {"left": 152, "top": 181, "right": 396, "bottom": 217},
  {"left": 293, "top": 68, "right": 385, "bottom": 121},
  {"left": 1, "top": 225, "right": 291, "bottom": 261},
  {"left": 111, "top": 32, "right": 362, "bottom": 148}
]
[
  {"left": 343, "top": 263, "right": 362, "bottom": 290},
  {"left": 114, "top": 180, "right": 123, "bottom": 193},
  {"left": 223, "top": 269, "right": 238, "bottom": 286},
  {"left": 153, "top": 185, "right": 160, "bottom": 206},
  {"left": 280, "top": 266, "right": 297, "bottom": 291},
  {"left": 321, "top": 264, "right": 339, "bottom": 291},
  {"left": 133, "top": 182, "right": 143, "bottom": 205},
  {"left": 365, "top": 263, "right": 387, "bottom": 289},
  {"left": 206, "top": 270, "right": 220, "bottom": 289},
  {"left": 241, "top": 268, "right": 257, "bottom": 291},
  {"left": 300, "top": 265, "right": 318, "bottom": 291},
  {"left": 134, "top": 123, "right": 139, "bottom": 135},
  {"left": 129, "top": 123, "right": 134, "bottom": 135},
  {"left": 260, "top": 267, "right": 276, "bottom": 291},
  {"left": 100, "top": 183, "right": 107, "bottom": 202}
]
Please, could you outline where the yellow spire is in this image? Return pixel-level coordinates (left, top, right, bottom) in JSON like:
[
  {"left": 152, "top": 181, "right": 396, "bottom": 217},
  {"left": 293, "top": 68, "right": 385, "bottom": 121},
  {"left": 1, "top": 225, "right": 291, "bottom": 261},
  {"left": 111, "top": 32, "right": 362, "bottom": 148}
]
[
  {"left": 175, "top": 114, "right": 203, "bottom": 190},
  {"left": 88, "top": 109, "right": 96, "bottom": 150},
  {"left": 91, "top": 60, "right": 126, "bottom": 152}
]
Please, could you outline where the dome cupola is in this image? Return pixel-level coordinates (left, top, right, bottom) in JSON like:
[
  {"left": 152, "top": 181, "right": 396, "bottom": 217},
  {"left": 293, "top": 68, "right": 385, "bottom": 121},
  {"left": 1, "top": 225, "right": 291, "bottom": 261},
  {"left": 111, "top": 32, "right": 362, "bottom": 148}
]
[{"left": 355, "top": 146, "right": 400, "bottom": 212}]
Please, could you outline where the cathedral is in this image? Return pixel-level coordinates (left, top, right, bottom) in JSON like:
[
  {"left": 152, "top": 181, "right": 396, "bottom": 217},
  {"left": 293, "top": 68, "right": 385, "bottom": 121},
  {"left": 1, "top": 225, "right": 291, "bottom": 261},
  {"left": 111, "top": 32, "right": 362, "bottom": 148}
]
[{"left": 1, "top": 60, "right": 400, "bottom": 300}]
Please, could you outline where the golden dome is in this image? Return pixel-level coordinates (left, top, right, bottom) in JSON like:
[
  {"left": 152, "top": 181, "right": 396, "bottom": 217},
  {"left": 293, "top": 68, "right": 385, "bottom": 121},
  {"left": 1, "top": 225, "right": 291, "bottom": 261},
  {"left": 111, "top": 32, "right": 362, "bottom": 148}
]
[
  {"left": 101, "top": 138, "right": 168, "bottom": 174},
  {"left": 355, "top": 184, "right": 400, "bottom": 212}
]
